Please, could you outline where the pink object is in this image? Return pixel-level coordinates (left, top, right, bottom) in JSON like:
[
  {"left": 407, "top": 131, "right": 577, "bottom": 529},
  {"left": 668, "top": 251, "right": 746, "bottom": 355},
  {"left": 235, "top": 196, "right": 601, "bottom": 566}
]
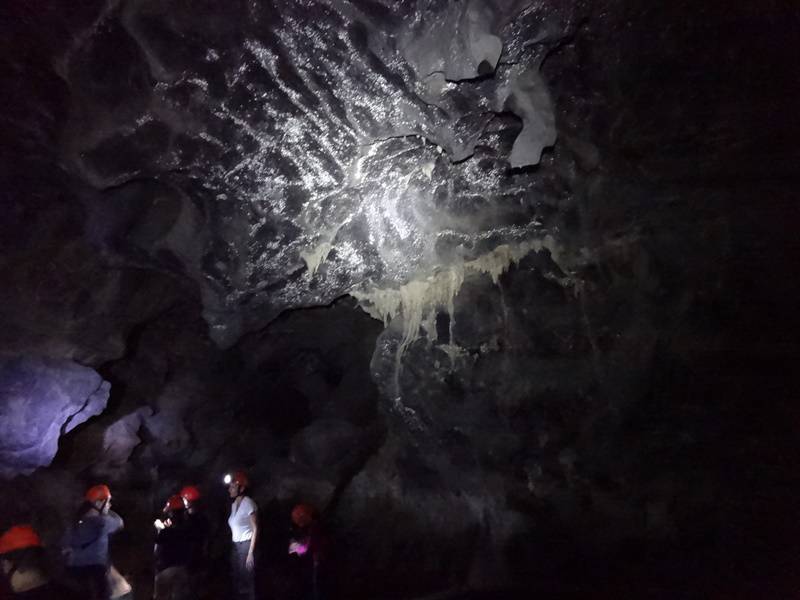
[{"left": 289, "top": 540, "right": 309, "bottom": 556}]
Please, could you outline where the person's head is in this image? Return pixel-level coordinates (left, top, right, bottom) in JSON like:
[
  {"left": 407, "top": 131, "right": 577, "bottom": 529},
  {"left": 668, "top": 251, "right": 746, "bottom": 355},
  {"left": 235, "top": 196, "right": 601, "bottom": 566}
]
[
  {"left": 0, "top": 525, "right": 47, "bottom": 590},
  {"left": 85, "top": 484, "right": 112, "bottom": 514},
  {"left": 291, "top": 503, "right": 316, "bottom": 529},
  {"left": 163, "top": 495, "right": 185, "bottom": 518},
  {"left": 223, "top": 471, "right": 248, "bottom": 499},
  {"left": 179, "top": 485, "right": 201, "bottom": 512}
]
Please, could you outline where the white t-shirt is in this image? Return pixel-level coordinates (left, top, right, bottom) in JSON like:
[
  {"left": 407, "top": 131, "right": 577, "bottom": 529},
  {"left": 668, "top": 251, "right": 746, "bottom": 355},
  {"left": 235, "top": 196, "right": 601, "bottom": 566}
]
[{"left": 228, "top": 496, "right": 257, "bottom": 542}]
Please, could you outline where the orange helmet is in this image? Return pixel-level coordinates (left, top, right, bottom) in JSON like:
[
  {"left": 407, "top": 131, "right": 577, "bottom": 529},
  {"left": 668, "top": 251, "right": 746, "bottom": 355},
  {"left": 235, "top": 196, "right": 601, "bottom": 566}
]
[
  {"left": 85, "top": 484, "right": 111, "bottom": 503},
  {"left": 223, "top": 471, "right": 249, "bottom": 488},
  {"left": 180, "top": 485, "right": 201, "bottom": 503},
  {"left": 0, "top": 525, "right": 42, "bottom": 555},
  {"left": 291, "top": 503, "right": 315, "bottom": 528}
]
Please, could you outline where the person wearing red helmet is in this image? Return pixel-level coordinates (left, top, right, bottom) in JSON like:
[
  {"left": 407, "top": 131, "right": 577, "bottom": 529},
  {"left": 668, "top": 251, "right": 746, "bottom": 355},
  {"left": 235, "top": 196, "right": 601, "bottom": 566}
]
[
  {"left": 179, "top": 485, "right": 209, "bottom": 583},
  {"left": 224, "top": 470, "right": 258, "bottom": 600},
  {"left": 287, "top": 503, "right": 328, "bottom": 600},
  {"left": 154, "top": 495, "right": 185, "bottom": 532},
  {"left": 153, "top": 494, "right": 192, "bottom": 600},
  {"left": 0, "top": 524, "right": 80, "bottom": 599},
  {"left": 179, "top": 485, "right": 201, "bottom": 506},
  {"left": 61, "top": 483, "right": 124, "bottom": 599},
  {"left": 290, "top": 504, "right": 315, "bottom": 530}
]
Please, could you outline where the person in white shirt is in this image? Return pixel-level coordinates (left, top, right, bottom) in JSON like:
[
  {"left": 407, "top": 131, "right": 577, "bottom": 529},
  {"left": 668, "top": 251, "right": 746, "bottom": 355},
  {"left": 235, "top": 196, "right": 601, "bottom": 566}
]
[{"left": 224, "top": 470, "right": 258, "bottom": 600}]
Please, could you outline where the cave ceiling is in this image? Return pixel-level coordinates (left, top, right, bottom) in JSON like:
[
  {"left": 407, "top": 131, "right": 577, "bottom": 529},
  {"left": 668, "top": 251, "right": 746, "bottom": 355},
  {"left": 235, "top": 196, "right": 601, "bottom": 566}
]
[{"left": 57, "top": 0, "right": 577, "bottom": 347}]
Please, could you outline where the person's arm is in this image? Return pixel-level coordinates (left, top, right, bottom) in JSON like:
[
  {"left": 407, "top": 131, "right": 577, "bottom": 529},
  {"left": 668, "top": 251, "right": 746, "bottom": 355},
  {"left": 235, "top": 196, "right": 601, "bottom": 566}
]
[
  {"left": 153, "top": 530, "right": 164, "bottom": 565},
  {"left": 104, "top": 510, "right": 124, "bottom": 534},
  {"left": 61, "top": 527, "right": 74, "bottom": 560},
  {"left": 246, "top": 511, "right": 258, "bottom": 570}
]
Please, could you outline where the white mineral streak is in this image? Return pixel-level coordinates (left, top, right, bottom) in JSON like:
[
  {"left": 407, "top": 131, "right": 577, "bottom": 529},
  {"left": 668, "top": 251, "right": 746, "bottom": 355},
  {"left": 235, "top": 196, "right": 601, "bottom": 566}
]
[
  {"left": 351, "top": 235, "right": 563, "bottom": 354},
  {"left": 439, "top": 343, "right": 466, "bottom": 363},
  {"left": 300, "top": 242, "right": 334, "bottom": 277}
]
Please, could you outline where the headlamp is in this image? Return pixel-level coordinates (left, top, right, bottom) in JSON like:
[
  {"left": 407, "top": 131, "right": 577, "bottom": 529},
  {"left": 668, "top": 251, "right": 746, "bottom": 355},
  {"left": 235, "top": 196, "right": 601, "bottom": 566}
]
[{"left": 223, "top": 473, "right": 232, "bottom": 485}]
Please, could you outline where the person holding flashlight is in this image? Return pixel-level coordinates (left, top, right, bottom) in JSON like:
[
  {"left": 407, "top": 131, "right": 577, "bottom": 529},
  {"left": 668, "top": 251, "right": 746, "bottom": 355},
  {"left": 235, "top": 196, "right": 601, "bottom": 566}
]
[{"left": 224, "top": 471, "right": 258, "bottom": 600}]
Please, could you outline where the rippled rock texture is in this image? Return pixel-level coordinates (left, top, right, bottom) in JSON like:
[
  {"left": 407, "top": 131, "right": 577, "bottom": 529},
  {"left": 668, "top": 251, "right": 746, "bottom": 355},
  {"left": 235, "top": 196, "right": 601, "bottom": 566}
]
[{"left": 64, "top": 0, "right": 571, "bottom": 346}]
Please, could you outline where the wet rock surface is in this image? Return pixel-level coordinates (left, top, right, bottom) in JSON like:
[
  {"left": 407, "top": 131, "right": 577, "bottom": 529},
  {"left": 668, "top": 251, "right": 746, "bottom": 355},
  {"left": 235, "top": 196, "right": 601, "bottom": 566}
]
[
  {"left": 60, "top": 0, "right": 573, "bottom": 347},
  {"left": 1, "top": 0, "right": 799, "bottom": 598}
]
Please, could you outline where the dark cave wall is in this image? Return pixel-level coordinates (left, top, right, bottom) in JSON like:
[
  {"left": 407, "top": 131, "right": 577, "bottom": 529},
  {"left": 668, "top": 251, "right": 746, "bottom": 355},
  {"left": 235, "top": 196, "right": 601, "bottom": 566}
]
[
  {"left": 0, "top": 0, "right": 799, "bottom": 599},
  {"left": 351, "top": 0, "right": 799, "bottom": 590}
]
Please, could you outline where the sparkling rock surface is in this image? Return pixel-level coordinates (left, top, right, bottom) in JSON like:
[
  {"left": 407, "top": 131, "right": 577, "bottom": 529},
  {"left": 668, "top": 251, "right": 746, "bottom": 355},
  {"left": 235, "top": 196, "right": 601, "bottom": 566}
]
[{"left": 64, "top": 0, "right": 570, "bottom": 346}]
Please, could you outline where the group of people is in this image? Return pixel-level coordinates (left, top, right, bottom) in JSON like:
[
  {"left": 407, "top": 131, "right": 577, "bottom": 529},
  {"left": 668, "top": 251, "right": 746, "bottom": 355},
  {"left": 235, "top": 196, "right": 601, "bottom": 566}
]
[
  {"left": 0, "top": 484, "right": 123, "bottom": 600},
  {"left": 220, "top": 471, "right": 326, "bottom": 600},
  {"left": 152, "top": 484, "right": 209, "bottom": 599},
  {"left": 0, "top": 470, "right": 326, "bottom": 600}
]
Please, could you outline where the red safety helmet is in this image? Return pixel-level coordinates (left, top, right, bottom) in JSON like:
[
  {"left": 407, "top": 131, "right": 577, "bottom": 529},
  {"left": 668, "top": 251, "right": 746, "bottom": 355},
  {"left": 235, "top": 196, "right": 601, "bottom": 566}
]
[
  {"left": 291, "top": 503, "right": 315, "bottom": 528},
  {"left": 85, "top": 484, "right": 111, "bottom": 503},
  {"left": 180, "top": 485, "right": 201, "bottom": 503},
  {"left": 223, "top": 471, "right": 249, "bottom": 488},
  {"left": 164, "top": 495, "right": 185, "bottom": 512},
  {"left": 0, "top": 525, "right": 42, "bottom": 556}
]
